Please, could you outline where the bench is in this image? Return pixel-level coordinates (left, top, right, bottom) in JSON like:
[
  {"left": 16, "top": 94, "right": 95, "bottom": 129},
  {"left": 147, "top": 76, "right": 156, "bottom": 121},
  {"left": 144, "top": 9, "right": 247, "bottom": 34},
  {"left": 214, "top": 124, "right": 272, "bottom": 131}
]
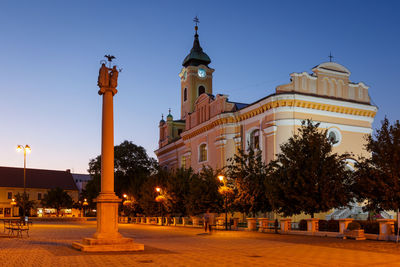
[{"left": 3, "top": 220, "right": 31, "bottom": 237}]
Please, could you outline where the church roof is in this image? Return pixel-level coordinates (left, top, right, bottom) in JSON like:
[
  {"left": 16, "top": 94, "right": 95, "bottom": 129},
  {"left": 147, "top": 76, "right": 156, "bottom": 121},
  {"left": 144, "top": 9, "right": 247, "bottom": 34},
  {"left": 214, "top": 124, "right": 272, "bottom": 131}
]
[{"left": 182, "top": 28, "right": 211, "bottom": 67}]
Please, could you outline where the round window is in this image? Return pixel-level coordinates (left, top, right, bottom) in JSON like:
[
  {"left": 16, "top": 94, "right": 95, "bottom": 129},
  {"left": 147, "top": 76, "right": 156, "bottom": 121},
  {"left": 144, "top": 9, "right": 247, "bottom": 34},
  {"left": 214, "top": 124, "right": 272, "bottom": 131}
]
[{"left": 327, "top": 128, "right": 341, "bottom": 146}]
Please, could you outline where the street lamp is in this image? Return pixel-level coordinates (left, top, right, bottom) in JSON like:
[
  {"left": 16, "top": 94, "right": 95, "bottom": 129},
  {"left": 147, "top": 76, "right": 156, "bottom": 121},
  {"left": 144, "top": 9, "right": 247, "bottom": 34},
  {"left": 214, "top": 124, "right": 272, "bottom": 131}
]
[
  {"left": 17, "top": 144, "right": 31, "bottom": 219},
  {"left": 155, "top": 187, "right": 163, "bottom": 226},
  {"left": 218, "top": 175, "right": 229, "bottom": 231},
  {"left": 83, "top": 198, "right": 88, "bottom": 217}
]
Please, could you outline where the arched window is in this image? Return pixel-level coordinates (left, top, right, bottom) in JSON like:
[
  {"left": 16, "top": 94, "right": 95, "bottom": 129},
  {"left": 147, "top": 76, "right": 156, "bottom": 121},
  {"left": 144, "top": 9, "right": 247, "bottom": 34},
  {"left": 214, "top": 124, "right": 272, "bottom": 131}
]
[
  {"left": 250, "top": 129, "right": 260, "bottom": 150},
  {"left": 198, "top": 86, "right": 205, "bottom": 96},
  {"left": 183, "top": 88, "right": 187, "bottom": 101},
  {"left": 199, "top": 143, "right": 207, "bottom": 162}
]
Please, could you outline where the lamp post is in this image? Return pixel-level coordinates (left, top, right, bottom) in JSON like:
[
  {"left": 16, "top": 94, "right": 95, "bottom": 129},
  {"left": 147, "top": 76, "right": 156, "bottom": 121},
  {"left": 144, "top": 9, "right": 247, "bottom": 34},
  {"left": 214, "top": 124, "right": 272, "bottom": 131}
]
[
  {"left": 218, "top": 175, "right": 228, "bottom": 231},
  {"left": 17, "top": 144, "right": 31, "bottom": 219},
  {"left": 155, "top": 187, "right": 163, "bottom": 226},
  {"left": 10, "top": 198, "right": 16, "bottom": 217},
  {"left": 83, "top": 198, "right": 88, "bottom": 217}
]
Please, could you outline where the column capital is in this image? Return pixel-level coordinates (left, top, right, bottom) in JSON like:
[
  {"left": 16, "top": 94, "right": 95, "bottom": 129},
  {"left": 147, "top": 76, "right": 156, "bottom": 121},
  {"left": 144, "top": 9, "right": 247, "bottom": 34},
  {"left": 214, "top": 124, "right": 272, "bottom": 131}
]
[{"left": 98, "top": 87, "right": 118, "bottom": 96}]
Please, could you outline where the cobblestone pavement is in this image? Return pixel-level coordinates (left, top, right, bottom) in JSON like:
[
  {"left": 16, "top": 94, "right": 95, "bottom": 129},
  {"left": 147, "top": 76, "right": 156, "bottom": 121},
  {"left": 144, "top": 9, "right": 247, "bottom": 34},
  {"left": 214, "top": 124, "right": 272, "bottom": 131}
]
[{"left": 1, "top": 221, "right": 400, "bottom": 266}]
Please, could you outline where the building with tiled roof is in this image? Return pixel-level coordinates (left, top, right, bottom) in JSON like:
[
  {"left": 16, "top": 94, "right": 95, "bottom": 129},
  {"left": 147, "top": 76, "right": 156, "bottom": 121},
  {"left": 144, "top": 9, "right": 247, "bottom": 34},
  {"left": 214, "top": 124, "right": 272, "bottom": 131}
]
[{"left": 0, "top": 166, "right": 79, "bottom": 217}]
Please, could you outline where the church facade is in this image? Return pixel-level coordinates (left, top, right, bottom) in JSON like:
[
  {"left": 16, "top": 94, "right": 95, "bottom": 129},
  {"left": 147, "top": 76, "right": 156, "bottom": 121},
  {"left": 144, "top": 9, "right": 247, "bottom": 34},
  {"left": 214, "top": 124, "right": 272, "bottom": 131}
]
[{"left": 155, "top": 26, "right": 377, "bottom": 175}]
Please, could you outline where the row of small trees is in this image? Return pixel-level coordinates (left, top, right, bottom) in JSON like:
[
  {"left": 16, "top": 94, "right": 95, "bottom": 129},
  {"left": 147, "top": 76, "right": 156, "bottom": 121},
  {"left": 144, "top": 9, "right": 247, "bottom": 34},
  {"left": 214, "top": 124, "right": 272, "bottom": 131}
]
[
  {"left": 14, "top": 187, "right": 74, "bottom": 217},
  {"left": 84, "top": 118, "right": 400, "bottom": 219}
]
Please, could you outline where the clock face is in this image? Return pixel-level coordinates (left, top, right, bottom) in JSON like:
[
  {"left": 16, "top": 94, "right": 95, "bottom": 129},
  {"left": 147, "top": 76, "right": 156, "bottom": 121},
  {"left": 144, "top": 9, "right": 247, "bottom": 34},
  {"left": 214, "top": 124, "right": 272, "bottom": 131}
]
[{"left": 198, "top": 68, "right": 206, "bottom": 78}]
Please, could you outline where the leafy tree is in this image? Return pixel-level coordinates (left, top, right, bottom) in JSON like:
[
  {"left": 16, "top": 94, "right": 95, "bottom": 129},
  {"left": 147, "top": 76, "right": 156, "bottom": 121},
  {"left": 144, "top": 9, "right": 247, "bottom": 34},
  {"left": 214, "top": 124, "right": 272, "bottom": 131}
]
[
  {"left": 185, "top": 167, "right": 223, "bottom": 216},
  {"left": 353, "top": 118, "right": 400, "bottom": 213},
  {"left": 41, "top": 187, "right": 73, "bottom": 216},
  {"left": 14, "top": 192, "right": 36, "bottom": 217},
  {"left": 86, "top": 140, "right": 158, "bottom": 205},
  {"left": 227, "top": 147, "right": 271, "bottom": 217},
  {"left": 165, "top": 168, "right": 192, "bottom": 216},
  {"left": 266, "top": 120, "right": 352, "bottom": 218}
]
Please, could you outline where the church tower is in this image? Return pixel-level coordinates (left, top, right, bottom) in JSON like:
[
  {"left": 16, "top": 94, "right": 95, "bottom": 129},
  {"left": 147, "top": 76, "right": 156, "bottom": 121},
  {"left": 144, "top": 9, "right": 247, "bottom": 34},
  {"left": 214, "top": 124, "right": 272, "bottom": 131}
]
[{"left": 179, "top": 19, "right": 214, "bottom": 120}]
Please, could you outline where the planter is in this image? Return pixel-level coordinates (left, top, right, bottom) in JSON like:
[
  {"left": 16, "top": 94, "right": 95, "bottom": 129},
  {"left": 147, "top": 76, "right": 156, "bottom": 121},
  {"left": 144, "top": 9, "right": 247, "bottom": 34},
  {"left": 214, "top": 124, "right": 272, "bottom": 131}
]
[
  {"left": 338, "top": 218, "right": 354, "bottom": 234},
  {"left": 377, "top": 219, "right": 395, "bottom": 241},
  {"left": 247, "top": 218, "right": 258, "bottom": 231},
  {"left": 280, "top": 219, "right": 291, "bottom": 233},
  {"left": 306, "top": 218, "right": 319, "bottom": 232},
  {"left": 344, "top": 229, "right": 366, "bottom": 240},
  {"left": 231, "top": 218, "right": 239, "bottom": 230},
  {"left": 191, "top": 216, "right": 201, "bottom": 227}
]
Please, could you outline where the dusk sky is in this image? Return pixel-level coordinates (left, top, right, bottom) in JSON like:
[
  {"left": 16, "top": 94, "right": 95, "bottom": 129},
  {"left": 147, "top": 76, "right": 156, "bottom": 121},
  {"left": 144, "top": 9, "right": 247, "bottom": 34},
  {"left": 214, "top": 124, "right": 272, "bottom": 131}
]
[{"left": 1, "top": 1, "right": 399, "bottom": 174}]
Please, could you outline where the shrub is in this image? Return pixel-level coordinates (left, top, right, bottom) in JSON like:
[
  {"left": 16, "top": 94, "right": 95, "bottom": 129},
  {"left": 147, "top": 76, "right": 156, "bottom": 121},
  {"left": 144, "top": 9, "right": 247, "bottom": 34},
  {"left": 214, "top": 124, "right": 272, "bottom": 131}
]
[
  {"left": 327, "top": 220, "right": 339, "bottom": 232},
  {"left": 347, "top": 221, "right": 361, "bottom": 231},
  {"left": 299, "top": 219, "right": 307, "bottom": 231},
  {"left": 318, "top": 220, "right": 328, "bottom": 231},
  {"left": 354, "top": 220, "right": 379, "bottom": 234}
]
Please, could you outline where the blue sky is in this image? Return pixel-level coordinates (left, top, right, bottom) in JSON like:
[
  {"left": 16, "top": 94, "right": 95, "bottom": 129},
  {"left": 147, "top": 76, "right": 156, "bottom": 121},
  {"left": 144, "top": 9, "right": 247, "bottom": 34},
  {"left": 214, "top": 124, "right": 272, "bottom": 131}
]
[{"left": 1, "top": 0, "right": 399, "bottom": 173}]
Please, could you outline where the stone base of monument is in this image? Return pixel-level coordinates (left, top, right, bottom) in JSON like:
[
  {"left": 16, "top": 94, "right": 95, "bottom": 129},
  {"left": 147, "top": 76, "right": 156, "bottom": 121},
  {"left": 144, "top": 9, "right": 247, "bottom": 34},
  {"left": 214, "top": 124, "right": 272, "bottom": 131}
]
[{"left": 72, "top": 237, "right": 144, "bottom": 252}]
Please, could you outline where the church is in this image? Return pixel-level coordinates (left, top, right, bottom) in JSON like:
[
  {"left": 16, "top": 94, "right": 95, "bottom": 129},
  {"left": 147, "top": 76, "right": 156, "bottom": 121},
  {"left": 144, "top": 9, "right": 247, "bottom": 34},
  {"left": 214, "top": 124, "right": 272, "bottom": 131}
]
[{"left": 155, "top": 24, "right": 377, "bottom": 178}]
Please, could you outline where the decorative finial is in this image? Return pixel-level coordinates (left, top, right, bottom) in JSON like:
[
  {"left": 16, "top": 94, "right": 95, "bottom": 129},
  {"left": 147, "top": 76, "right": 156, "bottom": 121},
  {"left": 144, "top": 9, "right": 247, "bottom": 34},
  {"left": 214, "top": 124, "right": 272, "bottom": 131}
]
[
  {"left": 193, "top": 16, "right": 200, "bottom": 33},
  {"left": 104, "top": 55, "right": 116, "bottom": 68},
  {"left": 328, "top": 52, "right": 334, "bottom": 62},
  {"left": 168, "top": 108, "right": 171, "bottom": 115},
  {"left": 161, "top": 114, "right": 164, "bottom": 120}
]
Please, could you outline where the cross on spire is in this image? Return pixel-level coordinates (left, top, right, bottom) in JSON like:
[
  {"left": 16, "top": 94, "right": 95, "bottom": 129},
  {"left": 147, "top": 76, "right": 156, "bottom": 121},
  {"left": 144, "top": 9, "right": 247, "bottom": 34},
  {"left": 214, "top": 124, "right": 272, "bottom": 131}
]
[
  {"left": 193, "top": 16, "right": 200, "bottom": 34},
  {"left": 328, "top": 52, "right": 334, "bottom": 62}
]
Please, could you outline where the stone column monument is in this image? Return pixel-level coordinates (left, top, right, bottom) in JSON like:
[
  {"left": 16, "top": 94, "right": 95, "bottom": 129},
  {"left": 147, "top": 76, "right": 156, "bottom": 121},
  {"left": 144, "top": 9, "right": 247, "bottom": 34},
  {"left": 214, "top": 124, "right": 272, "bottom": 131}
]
[{"left": 73, "top": 57, "right": 144, "bottom": 252}]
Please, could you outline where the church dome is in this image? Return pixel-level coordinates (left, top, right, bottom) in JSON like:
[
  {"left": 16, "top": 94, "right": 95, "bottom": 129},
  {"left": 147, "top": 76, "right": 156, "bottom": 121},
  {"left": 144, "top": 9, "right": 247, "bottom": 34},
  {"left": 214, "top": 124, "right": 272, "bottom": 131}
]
[{"left": 182, "top": 27, "right": 211, "bottom": 67}]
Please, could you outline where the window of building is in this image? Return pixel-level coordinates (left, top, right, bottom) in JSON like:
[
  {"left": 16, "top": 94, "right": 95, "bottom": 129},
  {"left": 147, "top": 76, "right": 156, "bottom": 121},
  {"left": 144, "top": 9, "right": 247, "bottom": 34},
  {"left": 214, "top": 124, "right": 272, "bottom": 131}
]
[
  {"left": 250, "top": 129, "right": 260, "bottom": 150},
  {"left": 38, "top": 193, "right": 42, "bottom": 200},
  {"left": 184, "top": 88, "right": 187, "bottom": 101},
  {"left": 7, "top": 192, "right": 12, "bottom": 199},
  {"left": 199, "top": 144, "right": 207, "bottom": 162},
  {"left": 178, "top": 129, "right": 183, "bottom": 136},
  {"left": 181, "top": 156, "right": 186, "bottom": 169},
  {"left": 198, "top": 86, "right": 205, "bottom": 96},
  {"left": 327, "top": 128, "right": 341, "bottom": 146}
]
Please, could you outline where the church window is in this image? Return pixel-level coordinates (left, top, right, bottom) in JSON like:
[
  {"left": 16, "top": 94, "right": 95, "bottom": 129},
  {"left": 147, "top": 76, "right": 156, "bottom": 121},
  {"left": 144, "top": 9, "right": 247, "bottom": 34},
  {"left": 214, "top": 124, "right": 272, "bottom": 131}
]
[
  {"left": 250, "top": 129, "right": 260, "bottom": 150},
  {"left": 184, "top": 88, "right": 187, "bottom": 101},
  {"left": 199, "top": 143, "right": 207, "bottom": 162},
  {"left": 198, "top": 86, "right": 205, "bottom": 96}
]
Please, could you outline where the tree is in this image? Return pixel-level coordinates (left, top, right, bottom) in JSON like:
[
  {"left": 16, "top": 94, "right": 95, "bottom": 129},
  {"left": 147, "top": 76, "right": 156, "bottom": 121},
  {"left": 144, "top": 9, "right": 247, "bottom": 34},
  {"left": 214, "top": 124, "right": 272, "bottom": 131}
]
[
  {"left": 353, "top": 117, "right": 400, "bottom": 214},
  {"left": 266, "top": 120, "right": 352, "bottom": 218},
  {"left": 185, "top": 167, "right": 223, "bottom": 216},
  {"left": 41, "top": 187, "right": 73, "bottom": 216},
  {"left": 14, "top": 192, "right": 36, "bottom": 217},
  {"left": 86, "top": 140, "right": 158, "bottom": 204},
  {"left": 227, "top": 147, "right": 271, "bottom": 217}
]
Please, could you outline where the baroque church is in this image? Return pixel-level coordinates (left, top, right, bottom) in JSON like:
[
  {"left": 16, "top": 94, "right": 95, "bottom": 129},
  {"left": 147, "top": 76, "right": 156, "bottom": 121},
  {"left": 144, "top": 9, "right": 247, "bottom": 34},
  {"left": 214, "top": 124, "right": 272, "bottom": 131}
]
[{"left": 155, "top": 23, "right": 377, "bottom": 186}]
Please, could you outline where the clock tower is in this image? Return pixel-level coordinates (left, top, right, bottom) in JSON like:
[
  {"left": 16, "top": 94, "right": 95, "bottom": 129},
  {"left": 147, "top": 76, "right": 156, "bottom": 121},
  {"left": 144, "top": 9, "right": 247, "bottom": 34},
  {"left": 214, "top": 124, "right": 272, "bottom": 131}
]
[{"left": 179, "top": 22, "right": 214, "bottom": 120}]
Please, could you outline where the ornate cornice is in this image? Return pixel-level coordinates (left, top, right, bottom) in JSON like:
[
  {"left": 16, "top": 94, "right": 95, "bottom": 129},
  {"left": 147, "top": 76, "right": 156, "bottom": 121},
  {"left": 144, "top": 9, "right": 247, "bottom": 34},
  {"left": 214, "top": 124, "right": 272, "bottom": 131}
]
[{"left": 181, "top": 98, "right": 376, "bottom": 140}]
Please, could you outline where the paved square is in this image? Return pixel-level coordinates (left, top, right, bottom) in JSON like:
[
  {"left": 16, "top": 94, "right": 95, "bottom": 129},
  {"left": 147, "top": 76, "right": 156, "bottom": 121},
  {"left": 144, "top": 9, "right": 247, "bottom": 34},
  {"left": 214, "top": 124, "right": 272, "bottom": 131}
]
[{"left": 1, "top": 221, "right": 400, "bottom": 266}]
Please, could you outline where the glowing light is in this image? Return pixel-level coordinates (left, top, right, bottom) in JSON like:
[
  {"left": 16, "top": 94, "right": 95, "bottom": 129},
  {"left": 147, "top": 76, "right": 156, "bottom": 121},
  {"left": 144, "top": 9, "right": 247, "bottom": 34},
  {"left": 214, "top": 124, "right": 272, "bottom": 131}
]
[
  {"left": 17, "top": 145, "right": 23, "bottom": 152},
  {"left": 218, "top": 175, "right": 225, "bottom": 182},
  {"left": 25, "top": 145, "right": 31, "bottom": 153},
  {"left": 155, "top": 187, "right": 161, "bottom": 192},
  {"left": 123, "top": 194, "right": 128, "bottom": 198}
]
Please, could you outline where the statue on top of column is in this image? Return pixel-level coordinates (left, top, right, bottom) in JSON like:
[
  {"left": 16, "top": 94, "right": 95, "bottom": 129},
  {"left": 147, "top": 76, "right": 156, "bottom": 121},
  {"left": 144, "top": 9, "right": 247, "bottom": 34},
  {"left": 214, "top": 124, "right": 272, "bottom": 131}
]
[{"left": 97, "top": 55, "right": 119, "bottom": 89}]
